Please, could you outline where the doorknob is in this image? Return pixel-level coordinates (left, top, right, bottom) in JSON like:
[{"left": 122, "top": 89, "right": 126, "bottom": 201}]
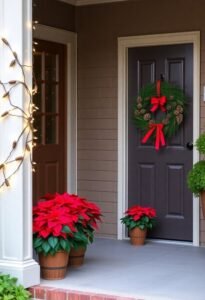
[
  {"left": 160, "top": 74, "right": 165, "bottom": 81},
  {"left": 186, "top": 142, "right": 193, "bottom": 150}
]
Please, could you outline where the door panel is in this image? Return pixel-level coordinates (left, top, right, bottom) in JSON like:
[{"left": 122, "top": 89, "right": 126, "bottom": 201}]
[
  {"left": 166, "top": 164, "right": 184, "bottom": 217},
  {"left": 33, "top": 40, "right": 66, "bottom": 204},
  {"left": 128, "top": 44, "right": 193, "bottom": 241}
]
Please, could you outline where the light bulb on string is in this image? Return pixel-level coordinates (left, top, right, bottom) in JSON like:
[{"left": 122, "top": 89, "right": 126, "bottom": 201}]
[{"left": 0, "top": 38, "right": 38, "bottom": 190}]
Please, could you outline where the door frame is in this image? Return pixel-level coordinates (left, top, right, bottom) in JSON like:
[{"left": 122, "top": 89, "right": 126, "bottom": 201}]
[
  {"left": 117, "top": 31, "right": 200, "bottom": 246},
  {"left": 34, "top": 24, "right": 77, "bottom": 194}
]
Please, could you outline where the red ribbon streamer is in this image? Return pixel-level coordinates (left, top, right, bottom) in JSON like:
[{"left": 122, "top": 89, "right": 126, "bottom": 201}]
[
  {"left": 142, "top": 123, "right": 166, "bottom": 150},
  {"left": 150, "top": 96, "right": 167, "bottom": 112},
  {"left": 156, "top": 80, "right": 161, "bottom": 97}
]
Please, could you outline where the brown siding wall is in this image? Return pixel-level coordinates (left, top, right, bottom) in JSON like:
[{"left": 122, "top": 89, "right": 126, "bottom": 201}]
[
  {"left": 76, "top": 0, "right": 205, "bottom": 242},
  {"left": 34, "top": 0, "right": 76, "bottom": 32},
  {"left": 200, "top": 33, "right": 205, "bottom": 246}
]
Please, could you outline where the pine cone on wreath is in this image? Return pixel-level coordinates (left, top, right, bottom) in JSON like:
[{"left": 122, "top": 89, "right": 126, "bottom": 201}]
[
  {"left": 134, "top": 110, "right": 140, "bottom": 117},
  {"left": 162, "top": 118, "right": 169, "bottom": 125},
  {"left": 136, "top": 96, "right": 142, "bottom": 103},
  {"left": 174, "top": 110, "right": 180, "bottom": 116},
  {"left": 140, "top": 109, "right": 146, "bottom": 115},
  {"left": 176, "top": 105, "right": 183, "bottom": 113},
  {"left": 149, "top": 119, "right": 155, "bottom": 125},
  {"left": 144, "top": 113, "right": 151, "bottom": 121},
  {"left": 176, "top": 114, "right": 183, "bottom": 124}
]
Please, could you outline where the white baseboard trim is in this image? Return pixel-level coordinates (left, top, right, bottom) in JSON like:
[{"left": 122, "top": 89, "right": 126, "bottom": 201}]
[{"left": 0, "top": 259, "right": 40, "bottom": 288}]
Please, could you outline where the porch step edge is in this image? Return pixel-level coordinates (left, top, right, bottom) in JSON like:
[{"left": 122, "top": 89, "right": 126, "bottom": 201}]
[{"left": 29, "top": 285, "right": 143, "bottom": 300}]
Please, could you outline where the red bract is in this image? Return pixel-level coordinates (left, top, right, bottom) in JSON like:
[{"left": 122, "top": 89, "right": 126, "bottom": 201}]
[
  {"left": 125, "top": 205, "right": 156, "bottom": 219},
  {"left": 33, "top": 193, "right": 102, "bottom": 239},
  {"left": 33, "top": 205, "right": 77, "bottom": 239},
  {"left": 121, "top": 204, "right": 156, "bottom": 231}
]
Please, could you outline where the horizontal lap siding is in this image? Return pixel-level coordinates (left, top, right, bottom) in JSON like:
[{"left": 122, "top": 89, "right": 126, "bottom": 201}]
[
  {"left": 34, "top": 0, "right": 205, "bottom": 243},
  {"left": 77, "top": 28, "right": 117, "bottom": 237},
  {"left": 77, "top": 0, "right": 205, "bottom": 242},
  {"left": 200, "top": 34, "right": 205, "bottom": 246},
  {"left": 77, "top": 0, "right": 116, "bottom": 239}
]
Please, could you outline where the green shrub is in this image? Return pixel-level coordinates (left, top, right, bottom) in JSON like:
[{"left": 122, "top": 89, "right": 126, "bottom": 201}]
[
  {"left": 187, "top": 161, "right": 205, "bottom": 197},
  {"left": 0, "top": 274, "right": 31, "bottom": 300},
  {"left": 195, "top": 133, "right": 205, "bottom": 154}
]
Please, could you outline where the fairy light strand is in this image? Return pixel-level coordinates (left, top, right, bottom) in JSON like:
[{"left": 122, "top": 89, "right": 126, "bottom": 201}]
[{"left": 0, "top": 38, "right": 38, "bottom": 189}]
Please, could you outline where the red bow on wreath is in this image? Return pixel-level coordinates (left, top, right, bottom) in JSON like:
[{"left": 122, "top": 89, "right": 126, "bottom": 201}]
[
  {"left": 142, "top": 123, "right": 166, "bottom": 150},
  {"left": 150, "top": 80, "right": 167, "bottom": 112},
  {"left": 142, "top": 80, "right": 166, "bottom": 150},
  {"left": 150, "top": 96, "right": 166, "bottom": 112}
]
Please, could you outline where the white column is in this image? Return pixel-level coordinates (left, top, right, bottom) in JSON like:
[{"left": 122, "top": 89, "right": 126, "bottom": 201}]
[{"left": 0, "top": 0, "right": 40, "bottom": 287}]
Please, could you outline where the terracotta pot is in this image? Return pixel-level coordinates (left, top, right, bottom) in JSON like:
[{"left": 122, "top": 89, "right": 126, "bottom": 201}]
[
  {"left": 129, "top": 227, "right": 147, "bottom": 246},
  {"left": 69, "top": 246, "right": 86, "bottom": 267},
  {"left": 39, "top": 251, "right": 69, "bottom": 280},
  {"left": 201, "top": 191, "right": 205, "bottom": 218}
]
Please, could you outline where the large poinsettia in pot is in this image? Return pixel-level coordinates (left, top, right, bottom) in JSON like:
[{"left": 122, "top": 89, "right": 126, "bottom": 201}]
[
  {"left": 35, "top": 193, "right": 102, "bottom": 270},
  {"left": 121, "top": 205, "right": 156, "bottom": 246},
  {"left": 33, "top": 199, "right": 77, "bottom": 280}
]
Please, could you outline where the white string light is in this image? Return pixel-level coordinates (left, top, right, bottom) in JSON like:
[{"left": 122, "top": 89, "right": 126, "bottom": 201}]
[{"left": 0, "top": 38, "right": 38, "bottom": 189}]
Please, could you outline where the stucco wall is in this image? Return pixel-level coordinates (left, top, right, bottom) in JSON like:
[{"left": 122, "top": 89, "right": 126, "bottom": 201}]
[{"left": 76, "top": 0, "right": 205, "bottom": 243}]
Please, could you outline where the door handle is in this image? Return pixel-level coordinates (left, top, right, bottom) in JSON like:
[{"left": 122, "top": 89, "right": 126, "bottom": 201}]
[{"left": 186, "top": 142, "right": 193, "bottom": 150}]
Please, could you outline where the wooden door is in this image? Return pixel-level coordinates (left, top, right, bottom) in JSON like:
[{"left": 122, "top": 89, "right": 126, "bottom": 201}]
[
  {"left": 128, "top": 44, "right": 193, "bottom": 241},
  {"left": 33, "top": 39, "right": 67, "bottom": 204}
]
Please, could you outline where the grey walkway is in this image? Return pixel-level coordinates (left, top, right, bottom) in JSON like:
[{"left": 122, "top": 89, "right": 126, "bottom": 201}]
[{"left": 41, "top": 238, "right": 205, "bottom": 300}]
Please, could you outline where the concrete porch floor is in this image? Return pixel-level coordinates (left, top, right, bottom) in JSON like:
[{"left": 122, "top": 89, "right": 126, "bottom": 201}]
[{"left": 40, "top": 238, "right": 205, "bottom": 300}]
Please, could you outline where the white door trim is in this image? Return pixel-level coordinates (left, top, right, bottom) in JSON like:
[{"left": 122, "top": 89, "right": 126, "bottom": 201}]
[
  {"left": 34, "top": 24, "right": 77, "bottom": 194},
  {"left": 118, "top": 31, "right": 200, "bottom": 246}
]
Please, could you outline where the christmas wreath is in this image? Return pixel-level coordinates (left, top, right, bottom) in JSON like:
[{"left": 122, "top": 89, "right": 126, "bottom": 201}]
[{"left": 134, "top": 80, "right": 186, "bottom": 150}]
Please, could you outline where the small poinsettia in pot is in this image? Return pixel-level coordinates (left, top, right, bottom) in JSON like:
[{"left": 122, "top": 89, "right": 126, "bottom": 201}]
[
  {"left": 121, "top": 205, "right": 156, "bottom": 246},
  {"left": 33, "top": 199, "right": 77, "bottom": 280}
]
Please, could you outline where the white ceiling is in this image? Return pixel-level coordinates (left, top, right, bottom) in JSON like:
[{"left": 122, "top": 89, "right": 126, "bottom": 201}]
[{"left": 59, "top": 0, "right": 127, "bottom": 6}]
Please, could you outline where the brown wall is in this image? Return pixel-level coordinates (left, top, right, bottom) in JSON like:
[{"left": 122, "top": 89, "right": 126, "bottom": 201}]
[
  {"left": 76, "top": 0, "right": 205, "bottom": 242},
  {"left": 33, "top": 0, "right": 76, "bottom": 32},
  {"left": 34, "top": 0, "right": 205, "bottom": 243}
]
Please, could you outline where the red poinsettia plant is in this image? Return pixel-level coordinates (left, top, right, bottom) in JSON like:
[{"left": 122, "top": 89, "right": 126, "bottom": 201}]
[
  {"left": 121, "top": 205, "right": 156, "bottom": 231},
  {"left": 33, "top": 193, "right": 102, "bottom": 256}
]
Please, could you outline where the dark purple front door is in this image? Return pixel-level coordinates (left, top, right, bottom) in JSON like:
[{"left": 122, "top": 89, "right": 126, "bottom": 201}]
[{"left": 128, "top": 44, "right": 193, "bottom": 241}]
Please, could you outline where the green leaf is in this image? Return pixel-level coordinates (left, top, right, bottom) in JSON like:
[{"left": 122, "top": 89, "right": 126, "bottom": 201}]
[
  {"left": 35, "top": 246, "right": 43, "bottom": 253},
  {"left": 62, "top": 225, "right": 72, "bottom": 234},
  {"left": 59, "top": 238, "right": 71, "bottom": 252},
  {"left": 42, "top": 241, "right": 51, "bottom": 254},
  {"left": 65, "top": 240, "right": 71, "bottom": 252},
  {"left": 33, "top": 237, "right": 43, "bottom": 248},
  {"left": 0, "top": 274, "right": 31, "bottom": 299},
  {"left": 48, "top": 236, "right": 58, "bottom": 249},
  {"left": 144, "top": 216, "right": 149, "bottom": 223},
  {"left": 60, "top": 239, "right": 67, "bottom": 250},
  {"left": 74, "top": 231, "right": 88, "bottom": 243},
  {"left": 3, "top": 296, "right": 14, "bottom": 300},
  {"left": 55, "top": 243, "right": 60, "bottom": 252},
  {"left": 130, "top": 221, "right": 137, "bottom": 229}
]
